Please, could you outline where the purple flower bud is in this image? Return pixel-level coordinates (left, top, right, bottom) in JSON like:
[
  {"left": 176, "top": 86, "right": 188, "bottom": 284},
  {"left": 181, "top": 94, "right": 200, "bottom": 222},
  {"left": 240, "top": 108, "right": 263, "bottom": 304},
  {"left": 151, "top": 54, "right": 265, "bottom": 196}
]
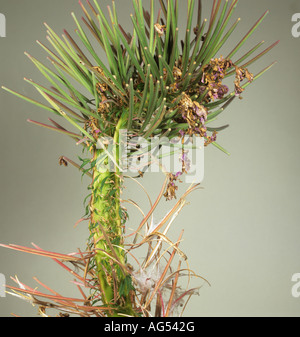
[
  {"left": 179, "top": 130, "right": 185, "bottom": 137},
  {"left": 193, "top": 102, "right": 207, "bottom": 121},
  {"left": 201, "top": 73, "right": 205, "bottom": 83},
  {"left": 179, "top": 151, "right": 191, "bottom": 172}
]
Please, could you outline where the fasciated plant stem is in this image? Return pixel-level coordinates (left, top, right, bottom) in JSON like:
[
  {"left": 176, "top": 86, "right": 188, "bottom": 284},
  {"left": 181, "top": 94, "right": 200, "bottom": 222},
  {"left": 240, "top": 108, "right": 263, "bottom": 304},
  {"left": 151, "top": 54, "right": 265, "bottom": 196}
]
[
  {"left": 1, "top": 0, "right": 278, "bottom": 318},
  {"left": 89, "top": 113, "right": 136, "bottom": 317}
]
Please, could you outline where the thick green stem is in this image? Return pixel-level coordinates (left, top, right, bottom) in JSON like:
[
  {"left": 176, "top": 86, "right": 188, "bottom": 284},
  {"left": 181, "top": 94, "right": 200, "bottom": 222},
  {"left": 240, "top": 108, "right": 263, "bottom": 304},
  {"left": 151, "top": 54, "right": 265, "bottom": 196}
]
[{"left": 89, "top": 113, "right": 136, "bottom": 316}]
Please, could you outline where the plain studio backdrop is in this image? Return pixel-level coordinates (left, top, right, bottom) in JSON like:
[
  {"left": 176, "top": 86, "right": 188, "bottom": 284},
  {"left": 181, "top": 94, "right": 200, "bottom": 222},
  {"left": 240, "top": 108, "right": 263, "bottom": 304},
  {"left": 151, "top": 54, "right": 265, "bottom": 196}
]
[{"left": 0, "top": 0, "right": 299, "bottom": 317}]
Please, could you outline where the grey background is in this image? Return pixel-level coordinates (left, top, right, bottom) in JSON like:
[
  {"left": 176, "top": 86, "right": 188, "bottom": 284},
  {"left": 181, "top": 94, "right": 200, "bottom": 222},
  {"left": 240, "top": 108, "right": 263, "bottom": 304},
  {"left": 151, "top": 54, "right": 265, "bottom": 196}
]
[{"left": 0, "top": 0, "right": 299, "bottom": 317}]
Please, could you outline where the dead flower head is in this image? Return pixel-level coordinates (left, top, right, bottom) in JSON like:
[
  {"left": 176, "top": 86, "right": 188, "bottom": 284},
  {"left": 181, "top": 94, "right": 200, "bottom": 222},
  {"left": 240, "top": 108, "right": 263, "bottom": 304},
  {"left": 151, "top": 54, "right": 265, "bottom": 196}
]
[{"left": 154, "top": 23, "right": 166, "bottom": 36}]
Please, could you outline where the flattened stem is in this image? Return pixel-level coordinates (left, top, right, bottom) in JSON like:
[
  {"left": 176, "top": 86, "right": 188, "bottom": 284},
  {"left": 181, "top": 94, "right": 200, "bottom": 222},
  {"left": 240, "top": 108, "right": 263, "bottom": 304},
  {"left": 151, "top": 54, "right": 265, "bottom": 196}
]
[{"left": 90, "top": 159, "right": 135, "bottom": 316}]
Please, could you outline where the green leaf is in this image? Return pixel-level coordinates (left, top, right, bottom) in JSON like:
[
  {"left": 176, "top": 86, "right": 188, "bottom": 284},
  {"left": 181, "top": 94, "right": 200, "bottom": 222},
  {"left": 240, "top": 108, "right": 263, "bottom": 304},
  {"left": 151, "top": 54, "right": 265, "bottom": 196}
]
[
  {"left": 211, "top": 140, "right": 230, "bottom": 155},
  {"left": 226, "top": 10, "right": 269, "bottom": 59},
  {"left": 1, "top": 86, "right": 59, "bottom": 115},
  {"left": 114, "top": 23, "right": 145, "bottom": 81},
  {"left": 127, "top": 78, "right": 135, "bottom": 130}
]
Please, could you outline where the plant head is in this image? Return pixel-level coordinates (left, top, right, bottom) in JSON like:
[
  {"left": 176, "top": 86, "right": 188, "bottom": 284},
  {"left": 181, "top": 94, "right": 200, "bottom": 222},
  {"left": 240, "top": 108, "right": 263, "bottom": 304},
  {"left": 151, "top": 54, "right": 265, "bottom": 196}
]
[{"left": 1, "top": 0, "right": 278, "bottom": 317}]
